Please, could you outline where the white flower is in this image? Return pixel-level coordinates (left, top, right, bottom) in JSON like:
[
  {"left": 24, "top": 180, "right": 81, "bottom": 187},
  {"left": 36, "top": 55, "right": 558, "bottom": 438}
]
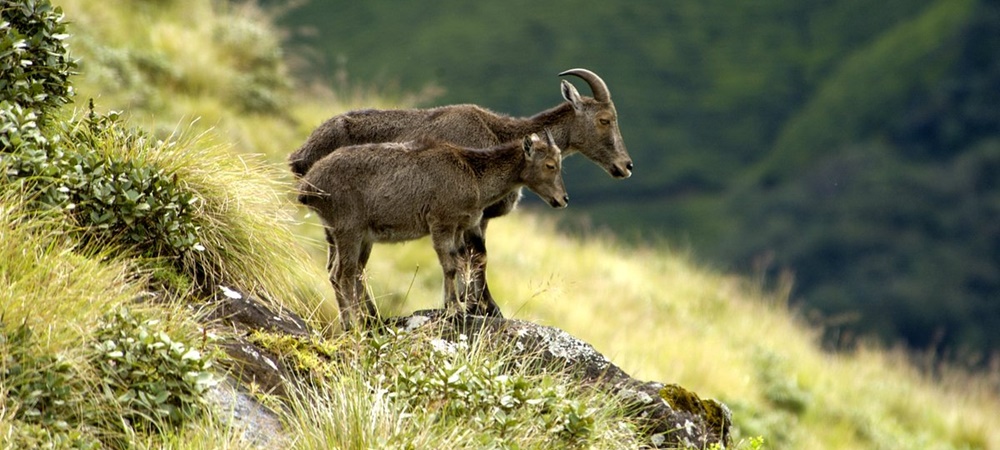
[
  {"left": 430, "top": 338, "right": 457, "bottom": 355},
  {"left": 220, "top": 286, "right": 242, "bottom": 300}
]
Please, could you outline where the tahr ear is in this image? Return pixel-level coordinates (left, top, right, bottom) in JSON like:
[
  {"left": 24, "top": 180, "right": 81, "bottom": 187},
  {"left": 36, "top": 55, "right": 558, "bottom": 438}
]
[
  {"left": 561, "top": 80, "right": 583, "bottom": 111},
  {"left": 524, "top": 133, "right": 539, "bottom": 157}
]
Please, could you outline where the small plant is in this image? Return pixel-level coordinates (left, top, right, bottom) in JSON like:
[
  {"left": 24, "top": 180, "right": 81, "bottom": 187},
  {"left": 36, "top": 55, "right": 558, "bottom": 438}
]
[
  {"left": 0, "top": 0, "right": 77, "bottom": 120},
  {"left": 754, "top": 350, "right": 811, "bottom": 415},
  {"left": 707, "top": 435, "right": 765, "bottom": 450},
  {"left": 278, "top": 327, "right": 638, "bottom": 449},
  {"left": 213, "top": 15, "right": 290, "bottom": 115},
  {"left": 357, "top": 328, "right": 619, "bottom": 447},
  {"left": 2, "top": 422, "right": 101, "bottom": 450},
  {"left": 91, "top": 306, "right": 218, "bottom": 432},
  {"left": 1, "top": 319, "right": 101, "bottom": 449}
]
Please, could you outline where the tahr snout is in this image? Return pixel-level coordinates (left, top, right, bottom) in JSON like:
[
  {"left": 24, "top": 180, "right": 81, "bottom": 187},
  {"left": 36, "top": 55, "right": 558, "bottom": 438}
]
[{"left": 550, "top": 194, "right": 569, "bottom": 208}]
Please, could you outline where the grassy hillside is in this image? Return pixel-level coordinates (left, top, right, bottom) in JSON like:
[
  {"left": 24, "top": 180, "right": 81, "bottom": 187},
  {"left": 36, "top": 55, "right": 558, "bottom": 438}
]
[
  {"left": 361, "top": 216, "right": 1000, "bottom": 449},
  {"left": 274, "top": 0, "right": 1000, "bottom": 362},
  {"left": 2, "top": 0, "right": 999, "bottom": 448}
]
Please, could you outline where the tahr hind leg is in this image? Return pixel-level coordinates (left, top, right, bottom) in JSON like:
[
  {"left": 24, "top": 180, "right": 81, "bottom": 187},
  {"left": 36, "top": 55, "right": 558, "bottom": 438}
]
[
  {"left": 356, "top": 240, "right": 377, "bottom": 319},
  {"left": 330, "top": 233, "right": 376, "bottom": 330}
]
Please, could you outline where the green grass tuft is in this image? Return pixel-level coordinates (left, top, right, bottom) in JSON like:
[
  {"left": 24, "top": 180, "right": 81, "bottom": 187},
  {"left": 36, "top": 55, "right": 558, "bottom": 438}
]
[
  {"left": 278, "top": 326, "right": 642, "bottom": 449},
  {"left": 0, "top": 186, "right": 229, "bottom": 449},
  {"left": 138, "top": 120, "right": 337, "bottom": 324},
  {"left": 0, "top": 187, "right": 139, "bottom": 348}
]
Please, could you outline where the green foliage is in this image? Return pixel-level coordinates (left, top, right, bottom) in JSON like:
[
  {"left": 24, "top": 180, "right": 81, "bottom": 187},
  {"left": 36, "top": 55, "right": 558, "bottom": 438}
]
[
  {"left": 0, "top": 99, "right": 48, "bottom": 152},
  {"left": 708, "top": 436, "right": 766, "bottom": 450},
  {"left": 2, "top": 422, "right": 100, "bottom": 450},
  {"left": 2, "top": 97, "right": 332, "bottom": 321},
  {"left": 63, "top": 0, "right": 292, "bottom": 121},
  {"left": 746, "top": 1, "right": 1000, "bottom": 359},
  {"left": 212, "top": 10, "right": 290, "bottom": 115},
  {"left": 1, "top": 104, "right": 203, "bottom": 259},
  {"left": 1, "top": 320, "right": 100, "bottom": 449},
  {"left": 727, "top": 136, "right": 1000, "bottom": 357},
  {"left": 279, "top": 328, "right": 638, "bottom": 448},
  {"left": 727, "top": 401, "right": 796, "bottom": 449},
  {"left": 754, "top": 351, "right": 811, "bottom": 416},
  {"left": 276, "top": 0, "right": 935, "bottom": 193},
  {"left": 8, "top": 0, "right": 335, "bottom": 324},
  {"left": 91, "top": 306, "right": 218, "bottom": 432},
  {"left": 0, "top": 184, "right": 240, "bottom": 448},
  {"left": 0, "top": 0, "right": 77, "bottom": 121},
  {"left": 758, "top": 0, "right": 974, "bottom": 185},
  {"left": 365, "top": 330, "right": 602, "bottom": 446},
  {"left": 6, "top": 1, "right": 996, "bottom": 448}
]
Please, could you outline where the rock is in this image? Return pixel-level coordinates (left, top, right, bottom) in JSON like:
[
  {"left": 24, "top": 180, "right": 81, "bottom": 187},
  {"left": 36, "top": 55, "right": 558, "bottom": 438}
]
[
  {"left": 206, "top": 377, "right": 286, "bottom": 448},
  {"left": 196, "top": 285, "right": 312, "bottom": 446},
  {"left": 197, "top": 287, "right": 731, "bottom": 449},
  {"left": 207, "top": 285, "right": 309, "bottom": 337},
  {"left": 206, "top": 285, "right": 306, "bottom": 396},
  {"left": 387, "top": 309, "right": 732, "bottom": 448}
]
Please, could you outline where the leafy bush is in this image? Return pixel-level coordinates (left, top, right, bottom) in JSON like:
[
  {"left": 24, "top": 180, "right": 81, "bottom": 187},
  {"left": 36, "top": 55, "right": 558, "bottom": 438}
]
[
  {"left": 2, "top": 322, "right": 78, "bottom": 427},
  {"left": 2, "top": 422, "right": 101, "bottom": 450},
  {"left": 0, "top": 0, "right": 203, "bottom": 263},
  {"left": 369, "top": 331, "right": 600, "bottom": 445},
  {"left": 754, "top": 350, "right": 811, "bottom": 415},
  {"left": 272, "top": 328, "right": 631, "bottom": 448},
  {"left": 91, "top": 306, "right": 218, "bottom": 432},
  {"left": 0, "top": 0, "right": 76, "bottom": 120},
  {"left": 213, "top": 13, "right": 290, "bottom": 114},
  {"left": 1, "top": 103, "right": 204, "bottom": 261}
]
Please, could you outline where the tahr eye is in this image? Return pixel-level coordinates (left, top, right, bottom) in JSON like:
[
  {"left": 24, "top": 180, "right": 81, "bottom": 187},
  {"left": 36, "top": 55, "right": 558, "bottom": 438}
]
[
  {"left": 546, "top": 163, "right": 557, "bottom": 170},
  {"left": 599, "top": 118, "right": 611, "bottom": 125}
]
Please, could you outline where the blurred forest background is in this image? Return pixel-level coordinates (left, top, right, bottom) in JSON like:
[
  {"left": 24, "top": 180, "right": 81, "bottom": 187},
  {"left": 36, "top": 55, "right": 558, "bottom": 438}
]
[{"left": 267, "top": 0, "right": 1000, "bottom": 365}]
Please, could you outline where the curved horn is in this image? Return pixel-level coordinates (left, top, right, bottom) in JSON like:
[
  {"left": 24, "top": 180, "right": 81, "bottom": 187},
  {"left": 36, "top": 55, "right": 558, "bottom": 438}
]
[
  {"left": 543, "top": 128, "right": 556, "bottom": 147},
  {"left": 558, "top": 68, "right": 611, "bottom": 102}
]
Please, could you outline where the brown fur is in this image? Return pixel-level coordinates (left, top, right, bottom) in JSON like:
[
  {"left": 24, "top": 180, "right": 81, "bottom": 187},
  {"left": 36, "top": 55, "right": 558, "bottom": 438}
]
[
  {"left": 290, "top": 69, "right": 630, "bottom": 318},
  {"left": 289, "top": 70, "right": 631, "bottom": 180},
  {"left": 299, "top": 133, "right": 566, "bottom": 330}
]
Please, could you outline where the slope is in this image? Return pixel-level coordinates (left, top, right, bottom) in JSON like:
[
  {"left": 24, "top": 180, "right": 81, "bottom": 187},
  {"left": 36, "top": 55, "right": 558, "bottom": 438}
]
[{"left": 2, "top": 0, "right": 997, "bottom": 449}]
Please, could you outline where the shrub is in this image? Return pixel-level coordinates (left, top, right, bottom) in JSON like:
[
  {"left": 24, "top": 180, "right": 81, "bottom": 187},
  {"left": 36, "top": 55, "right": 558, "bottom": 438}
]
[
  {"left": 366, "top": 331, "right": 601, "bottom": 445},
  {"left": 2, "top": 97, "right": 335, "bottom": 322},
  {"left": 0, "top": 0, "right": 77, "bottom": 120},
  {"left": 1, "top": 103, "right": 204, "bottom": 260},
  {"left": 274, "top": 328, "right": 634, "bottom": 448},
  {"left": 1, "top": 321, "right": 88, "bottom": 437},
  {"left": 91, "top": 306, "right": 218, "bottom": 432},
  {"left": 213, "top": 13, "right": 290, "bottom": 115}
]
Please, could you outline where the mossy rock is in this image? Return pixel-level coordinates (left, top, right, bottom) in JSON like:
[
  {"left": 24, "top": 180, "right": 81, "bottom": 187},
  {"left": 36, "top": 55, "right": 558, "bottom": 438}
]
[
  {"left": 247, "top": 330, "right": 342, "bottom": 380},
  {"left": 660, "top": 383, "right": 732, "bottom": 443}
]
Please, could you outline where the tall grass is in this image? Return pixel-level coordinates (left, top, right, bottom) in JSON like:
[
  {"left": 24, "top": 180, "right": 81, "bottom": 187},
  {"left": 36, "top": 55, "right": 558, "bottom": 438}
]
[
  {"left": 276, "top": 327, "right": 641, "bottom": 449},
  {"left": 0, "top": 188, "right": 138, "bottom": 349},
  {"left": 58, "top": 0, "right": 421, "bottom": 167},
  {"left": 488, "top": 216, "right": 1000, "bottom": 449},
  {"left": 127, "top": 123, "right": 339, "bottom": 325},
  {"left": 0, "top": 187, "right": 220, "bottom": 448},
  {"left": 318, "top": 213, "right": 1000, "bottom": 449}
]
